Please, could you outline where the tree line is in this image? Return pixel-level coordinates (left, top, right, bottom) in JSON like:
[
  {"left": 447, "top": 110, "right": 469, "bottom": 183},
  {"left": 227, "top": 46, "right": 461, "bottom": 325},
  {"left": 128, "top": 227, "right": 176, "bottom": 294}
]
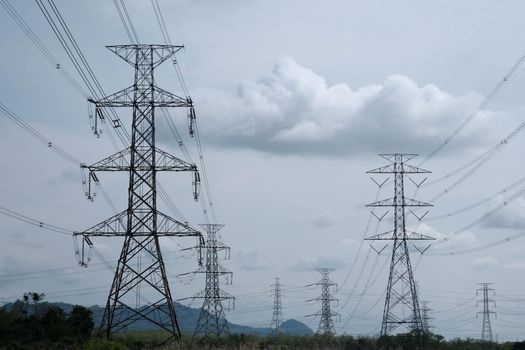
[{"left": 1, "top": 293, "right": 525, "bottom": 349}]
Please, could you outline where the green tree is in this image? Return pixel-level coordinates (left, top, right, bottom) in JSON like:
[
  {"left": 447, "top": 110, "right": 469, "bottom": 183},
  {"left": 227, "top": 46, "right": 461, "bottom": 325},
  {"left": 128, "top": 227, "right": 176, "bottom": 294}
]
[
  {"left": 67, "top": 305, "right": 94, "bottom": 340},
  {"left": 40, "top": 306, "right": 67, "bottom": 342}
]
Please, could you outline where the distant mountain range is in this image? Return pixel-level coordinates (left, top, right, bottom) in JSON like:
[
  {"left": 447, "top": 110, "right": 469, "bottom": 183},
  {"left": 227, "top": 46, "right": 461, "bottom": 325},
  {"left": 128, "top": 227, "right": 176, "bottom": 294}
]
[{"left": 3, "top": 301, "right": 314, "bottom": 336}]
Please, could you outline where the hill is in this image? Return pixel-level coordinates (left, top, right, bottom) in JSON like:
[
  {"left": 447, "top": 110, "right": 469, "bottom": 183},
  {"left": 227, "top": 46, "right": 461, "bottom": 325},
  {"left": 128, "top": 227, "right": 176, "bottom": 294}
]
[{"left": 2, "top": 300, "right": 314, "bottom": 336}]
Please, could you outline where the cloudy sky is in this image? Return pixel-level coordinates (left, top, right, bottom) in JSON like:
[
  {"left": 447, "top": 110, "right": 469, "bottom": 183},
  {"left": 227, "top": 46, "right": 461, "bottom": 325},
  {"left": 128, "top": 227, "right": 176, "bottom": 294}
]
[{"left": 2, "top": 0, "right": 525, "bottom": 340}]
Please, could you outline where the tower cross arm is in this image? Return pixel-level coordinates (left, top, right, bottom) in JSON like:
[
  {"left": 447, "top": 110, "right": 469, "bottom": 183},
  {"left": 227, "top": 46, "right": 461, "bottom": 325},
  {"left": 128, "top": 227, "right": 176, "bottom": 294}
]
[
  {"left": 88, "top": 86, "right": 191, "bottom": 108},
  {"left": 180, "top": 289, "right": 234, "bottom": 301},
  {"left": 213, "top": 241, "right": 231, "bottom": 252},
  {"left": 191, "top": 264, "right": 232, "bottom": 276},
  {"left": 177, "top": 290, "right": 206, "bottom": 301},
  {"left": 366, "top": 197, "right": 433, "bottom": 207},
  {"left": 365, "top": 230, "right": 436, "bottom": 241},
  {"left": 153, "top": 86, "right": 191, "bottom": 107},
  {"left": 157, "top": 211, "right": 202, "bottom": 237},
  {"left": 73, "top": 210, "right": 202, "bottom": 238},
  {"left": 218, "top": 289, "right": 235, "bottom": 300},
  {"left": 305, "top": 310, "right": 340, "bottom": 318},
  {"left": 155, "top": 148, "right": 197, "bottom": 171},
  {"left": 73, "top": 210, "right": 127, "bottom": 237},
  {"left": 217, "top": 264, "right": 233, "bottom": 275},
  {"left": 367, "top": 163, "right": 431, "bottom": 174},
  {"left": 82, "top": 147, "right": 197, "bottom": 172},
  {"left": 107, "top": 44, "right": 184, "bottom": 67},
  {"left": 306, "top": 296, "right": 339, "bottom": 302}
]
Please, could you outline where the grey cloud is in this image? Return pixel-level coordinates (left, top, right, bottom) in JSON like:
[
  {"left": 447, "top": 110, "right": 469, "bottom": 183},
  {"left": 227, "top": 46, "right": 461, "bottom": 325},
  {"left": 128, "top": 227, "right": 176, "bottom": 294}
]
[
  {"left": 234, "top": 250, "right": 271, "bottom": 271},
  {"left": 471, "top": 256, "right": 498, "bottom": 271},
  {"left": 47, "top": 169, "right": 79, "bottom": 187},
  {"left": 311, "top": 210, "right": 337, "bottom": 228},
  {"left": 190, "top": 57, "right": 500, "bottom": 157},
  {"left": 291, "top": 254, "right": 345, "bottom": 271},
  {"left": 482, "top": 196, "right": 525, "bottom": 230}
]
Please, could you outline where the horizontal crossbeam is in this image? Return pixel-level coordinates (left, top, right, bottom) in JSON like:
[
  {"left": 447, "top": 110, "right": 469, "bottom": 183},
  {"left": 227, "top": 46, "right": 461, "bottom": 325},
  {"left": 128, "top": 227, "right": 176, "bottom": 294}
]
[
  {"left": 74, "top": 210, "right": 201, "bottom": 238},
  {"left": 82, "top": 147, "right": 197, "bottom": 172}
]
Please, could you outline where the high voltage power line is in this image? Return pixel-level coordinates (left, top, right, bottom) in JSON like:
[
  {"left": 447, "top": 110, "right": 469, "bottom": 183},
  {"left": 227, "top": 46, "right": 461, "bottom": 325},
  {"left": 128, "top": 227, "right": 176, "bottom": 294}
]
[
  {"left": 112, "top": 0, "right": 139, "bottom": 44},
  {"left": 393, "top": 48, "right": 525, "bottom": 277},
  {"left": 0, "top": 206, "right": 72, "bottom": 236},
  {"left": 31, "top": 0, "right": 224, "bottom": 341},
  {"left": 2, "top": 0, "right": 524, "bottom": 340},
  {"left": 427, "top": 184, "right": 525, "bottom": 249},
  {"left": 146, "top": 0, "right": 220, "bottom": 226},
  {"left": 36, "top": 0, "right": 205, "bottom": 230},
  {"left": 0, "top": 102, "right": 81, "bottom": 165},
  {"left": 2, "top": 0, "right": 190, "bottom": 223},
  {"left": 0, "top": 0, "right": 88, "bottom": 96},
  {"left": 425, "top": 117, "right": 525, "bottom": 203},
  {"left": 425, "top": 175, "right": 525, "bottom": 221},
  {"left": 0, "top": 8, "right": 207, "bottom": 330},
  {"left": 420, "top": 49, "right": 525, "bottom": 165}
]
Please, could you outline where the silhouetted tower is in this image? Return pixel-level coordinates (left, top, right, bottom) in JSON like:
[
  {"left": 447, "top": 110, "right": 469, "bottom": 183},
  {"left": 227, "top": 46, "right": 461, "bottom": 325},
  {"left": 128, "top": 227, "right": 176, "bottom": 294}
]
[
  {"left": 306, "top": 268, "right": 340, "bottom": 336},
  {"left": 420, "top": 301, "right": 433, "bottom": 333},
  {"left": 365, "top": 154, "right": 434, "bottom": 336},
  {"left": 270, "top": 277, "right": 283, "bottom": 334},
  {"left": 74, "top": 44, "right": 203, "bottom": 342},
  {"left": 179, "top": 223, "right": 234, "bottom": 338},
  {"left": 477, "top": 283, "right": 496, "bottom": 346}
]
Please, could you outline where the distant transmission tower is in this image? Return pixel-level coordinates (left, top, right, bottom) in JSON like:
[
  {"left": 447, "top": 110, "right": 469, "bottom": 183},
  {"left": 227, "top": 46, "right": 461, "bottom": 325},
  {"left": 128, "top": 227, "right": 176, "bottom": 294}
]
[
  {"left": 74, "top": 44, "right": 203, "bottom": 342},
  {"left": 270, "top": 278, "right": 283, "bottom": 334},
  {"left": 477, "top": 283, "right": 496, "bottom": 346},
  {"left": 306, "top": 268, "right": 340, "bottom": 336},
  {"left": 179, "top": 224, "right": 234, "bottom": 338},
  {"left": 365, "top": 154, "right": 434, "bottom": 336},
  {"left": 420, "top": 301, "right": 433, "bottom": 334}
]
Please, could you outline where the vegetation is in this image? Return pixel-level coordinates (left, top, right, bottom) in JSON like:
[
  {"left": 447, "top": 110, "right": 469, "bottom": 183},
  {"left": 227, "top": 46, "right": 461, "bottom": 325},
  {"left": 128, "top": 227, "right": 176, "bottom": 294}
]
[
  {"left": 1, "top": 294, "right": 524, "bottom": 349},
  {"left": 0, "top": 292, "right": 94, "bottom": 349}
]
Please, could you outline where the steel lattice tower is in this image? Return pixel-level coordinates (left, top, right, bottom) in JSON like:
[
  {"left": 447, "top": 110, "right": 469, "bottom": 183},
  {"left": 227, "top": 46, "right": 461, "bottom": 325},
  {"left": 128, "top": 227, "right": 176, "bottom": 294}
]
[
  {"left": 270, "top": 277, "right": 283, "bottom": 334},
  {"left": 179, "top": 224, "right": 234, "bottom": 338},
  {"left": 477, "top": 283, "right": 496, "bottom": 346},
  {"left": 365, "top": 154, "right": 434, "bottom": 337},
  {"left": 306, "top": 268, "right": 340, "bottom": 336},
  {"left": 74, "top": 44, "right": 203, "bottom": 342},
  {"left": 420, "top": 301, "right": 432, "bottom": 334}
]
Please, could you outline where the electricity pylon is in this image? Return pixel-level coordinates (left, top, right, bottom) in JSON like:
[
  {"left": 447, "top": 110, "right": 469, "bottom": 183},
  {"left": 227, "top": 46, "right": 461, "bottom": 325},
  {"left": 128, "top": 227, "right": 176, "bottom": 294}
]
[
  {"left": 477, "top": 283, "right": 496, "bottom": 347},
  {"left": 306, "top": 268, "right": 340, "bottom": 336},
  {"left": 74, "top": 44, "right": 203, "bottom": 342},
  {"left": 179, "top": 223, "right": 234, "bottom": 338},
  {"left": 270, "top": 277, "right": 283, "bottom": 334},
  {"left": 420, "top": 301, "right": 433, "bottom": 334},
  {"left": 365, "top": 154, "right": 434, "bottom": 337}
]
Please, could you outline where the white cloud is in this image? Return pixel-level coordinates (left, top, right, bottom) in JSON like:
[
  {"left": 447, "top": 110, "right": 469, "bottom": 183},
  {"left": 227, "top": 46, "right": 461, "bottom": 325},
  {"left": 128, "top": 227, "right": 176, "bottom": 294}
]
[
  {"left": 191, "top": 57, "right": 500, "bottom": 156},
  {"left": 409, "top": 222, "right": 478, "bottom": 248},
  {"left": 471, "top": 256, "right": 498, "bottom": 270},
  {"left": 415, "top": 222, "right": 479, "bottom": 254}
]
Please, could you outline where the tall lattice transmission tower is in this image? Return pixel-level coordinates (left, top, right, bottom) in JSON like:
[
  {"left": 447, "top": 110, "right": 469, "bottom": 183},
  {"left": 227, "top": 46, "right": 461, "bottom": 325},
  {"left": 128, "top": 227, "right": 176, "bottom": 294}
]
[
  {"left": 74, "top": 44, "right": 203, "bottom": 342},
  {"left": 420, "top": 301, "right": 433, "bottom": 334},
  {"left": 477, "top": 283, "right": 496, "bottom": 346},
  {"left": 306, "top": 268, "right": 340, "bottom": 336},
  {"left": 179, "top": 223, "right": 234, "bottom": 338},
  {"left": 365, "top": 154, "right": 434, "bottom": 336},
  {"left": 270, "top": 277, "right": 283, "bottom": 334}
]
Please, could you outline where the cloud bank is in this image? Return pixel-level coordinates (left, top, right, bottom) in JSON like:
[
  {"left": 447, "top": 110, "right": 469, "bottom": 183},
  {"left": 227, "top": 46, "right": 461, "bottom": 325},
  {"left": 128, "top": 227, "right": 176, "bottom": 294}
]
[
  {"left": 483, "top": 196, "right": 525, "bottom": 230},
  {"left": 194, "top": 57, "right": 497, "bottom": 156}
]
